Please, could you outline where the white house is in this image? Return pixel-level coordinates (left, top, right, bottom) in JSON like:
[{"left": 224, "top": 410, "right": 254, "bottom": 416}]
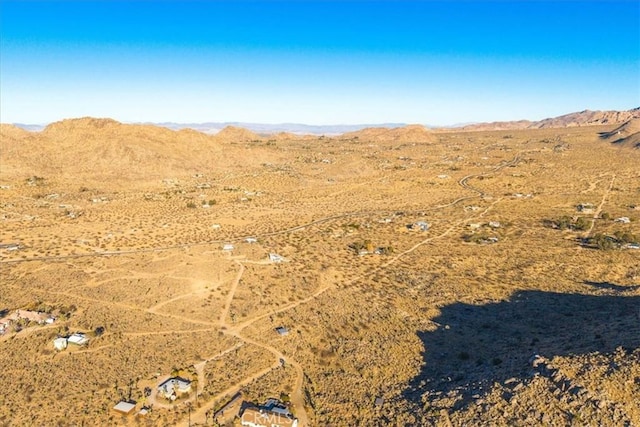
[
  {"left": 415, "top": 221, "right": 429, "bottom": 231},
  {"left": 113, "top": 401, "right": 136, "bottom": 415},
  {"left": 53, "top": 337, "right": 68, "bottom": 351},
  {"left": 222, "top": 244, "right": 234, "bottom": 251},
  {"left": 157, "top": 377, "right": 192, "bottom": 400},
  {"left": 275, "top": 326, "right": 289, "bottom": 336},
  {"left": 68, "top": 333, "right": 88, "bottom": 346},
  {"left": 407, "top": 221, "right": 429, "bottom": 231},
  {"left": 269, "top": 253, "right": 284, "bottom": 263}
]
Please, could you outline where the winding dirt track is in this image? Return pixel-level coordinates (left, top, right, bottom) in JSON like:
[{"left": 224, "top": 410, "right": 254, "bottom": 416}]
[
  {"left": 219, "top": 261, "right": 244, "bottom": 325},
  {"left": 584, "top": 174, "right": 616, "bottom": 238}
]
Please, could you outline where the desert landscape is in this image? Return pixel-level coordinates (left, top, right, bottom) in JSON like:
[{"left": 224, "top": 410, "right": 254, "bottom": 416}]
[{"left": 1, "top": 109, "right": 639, "bottom": 426}]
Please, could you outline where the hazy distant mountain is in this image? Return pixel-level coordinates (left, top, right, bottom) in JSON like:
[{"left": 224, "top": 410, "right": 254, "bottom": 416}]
[
  {"left": 10, "top": 121, "right": 410, "bottom": 135},
  {"left": 11, "top": 123, "right": 46, "bottom": 132},
  {"left": 149, "top": 121, "right": 409, "bottom": 136}
]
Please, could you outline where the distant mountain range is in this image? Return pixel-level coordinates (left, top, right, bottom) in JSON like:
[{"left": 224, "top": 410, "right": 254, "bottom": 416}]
[
  {"left": 10, "top": 123, "right": 48, "bottom": 132},
  {"left": 10, "top": 107, "right": 639, "bottom": 135},
  {"left": 11, "top": 121, "right": 409, "bottom": 136},
  {"left": 459, "top": 108, "right": 640, "bottom": 131},
  {"left": 150, "top": 122, "right": 409, "bottom": 136}
]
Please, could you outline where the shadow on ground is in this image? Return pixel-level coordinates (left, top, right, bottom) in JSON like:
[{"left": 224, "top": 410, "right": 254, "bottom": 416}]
[
  {"left": 404, "top": 288, "right": 640, "bottom": 411},
  {"left": 584, "top": 281, "right": 640, "bottom": 292}
]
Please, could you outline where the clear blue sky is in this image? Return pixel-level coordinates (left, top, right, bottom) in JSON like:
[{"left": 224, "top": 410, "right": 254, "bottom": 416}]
[{"left": 1, "top": 0, "right": 639, "bottom": 125}]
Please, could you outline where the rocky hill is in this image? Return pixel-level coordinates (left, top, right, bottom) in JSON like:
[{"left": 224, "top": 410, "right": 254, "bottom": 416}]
[
  {"left": 213, "top": 126, "right": 263, "bottom": 143},
  {"left": 1, "top": 118, "right": 225, "bottom": 182},
  {"left": 341, "top": 124, "right": 435, "bottom": 143}
]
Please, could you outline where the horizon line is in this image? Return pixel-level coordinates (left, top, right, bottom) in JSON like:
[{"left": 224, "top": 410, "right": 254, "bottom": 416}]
[{"left": 6, "top": 105, "right": 640, "bottom": 132}]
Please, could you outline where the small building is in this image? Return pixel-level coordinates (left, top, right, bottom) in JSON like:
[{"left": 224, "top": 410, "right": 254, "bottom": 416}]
[
  {"left": 245, "top": 237, "right": 258, "bottom": 244},
  {"left": 416, "top": 221, "right": 429, "bottom": 231},
  {"left": 0, "top": 316, "right": 13, "bottom": 331},
  {"left": 53, "top": 337, "right": 68, "bottom": 351},
  {"left": 488, "top": 221, "right": 501, "bottom": 228},
  {"left": 577, "top": 203, "right": 595, "bottom": 213},
  {"left": 374, "top": 397, "right": 384, "bottom": 407},
  {"left": 615, "top": 217, "right": 631, "bottom": 224},
  {"left": 0, "top": 243, "right": 20, "bottom": 251},
  {"left": 222, "top": 244, "right": 234, "bottom": 251},
  {"left": 275, "top": 327, "right": 289, "bottom": 336},
  {"left": 113, "top": 401, "right": 136, "bottom": 415},
  {"left": 407, "top": 221, "right": 429, "bottom": 232},
  {"left": 157, "top": 377, "right": 192, "bottom": 400},
  {"left": 269, "top": 253, "right": 284, "bottom": 263},
  {"left": 68, "top": 333, "right": 89, "bottom": 346}
]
